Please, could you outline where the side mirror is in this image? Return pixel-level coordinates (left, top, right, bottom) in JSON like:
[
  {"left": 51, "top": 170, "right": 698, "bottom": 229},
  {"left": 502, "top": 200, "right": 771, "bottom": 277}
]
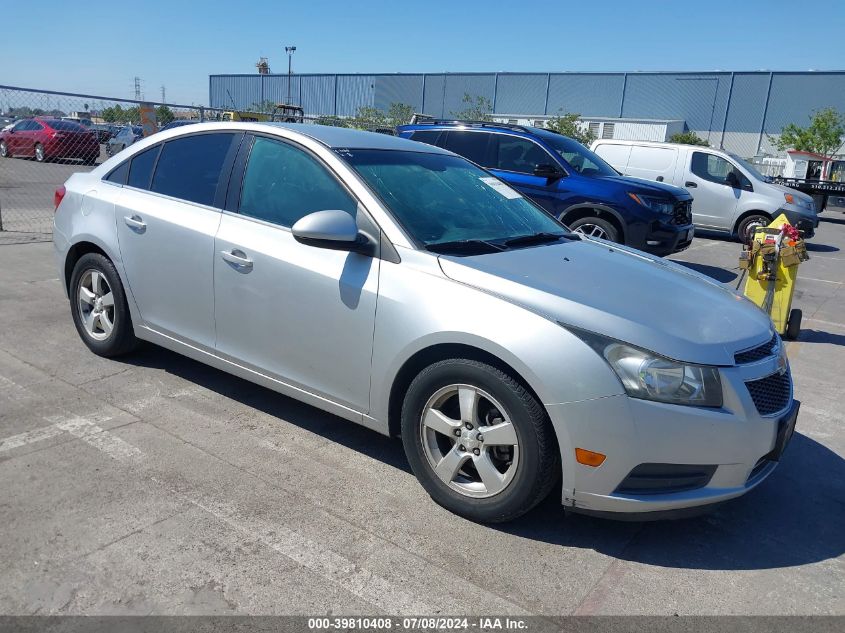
[
  {"left": 291, "top": 209, "right": 374, "bottom": 255},
  {"left": 725, "top": 171, "right": 740, "bottom": 188},
  {"left": 534, "top": 163, "right": 563, "bottom": 180}
]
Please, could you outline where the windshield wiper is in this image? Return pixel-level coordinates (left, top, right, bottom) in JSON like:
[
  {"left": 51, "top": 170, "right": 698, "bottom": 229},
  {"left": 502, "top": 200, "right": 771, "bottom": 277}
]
[
  {"left": 425, "top": 239, "right": 509, "bottom": 255},
  {"left": 502, "top": 232, "right": 566, "bottom": 248}
]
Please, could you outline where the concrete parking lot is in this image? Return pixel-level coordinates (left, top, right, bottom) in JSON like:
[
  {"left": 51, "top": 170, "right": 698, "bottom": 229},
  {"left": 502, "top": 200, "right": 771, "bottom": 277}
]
[{"left": 0, "top": 214, "right": 843, "bottom": 615}]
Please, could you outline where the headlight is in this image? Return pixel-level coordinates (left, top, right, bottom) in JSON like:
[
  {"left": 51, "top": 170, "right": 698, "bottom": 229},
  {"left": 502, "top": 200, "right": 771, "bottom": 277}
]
[
  {"left": 568, "top": 328, "right": 723, "bottom": 407},
  {"left": 784, "top": 192, "right": 814, "bottom": 211},
  {"left": 628, "top": 192, "right": 675, "bottom": 214}
]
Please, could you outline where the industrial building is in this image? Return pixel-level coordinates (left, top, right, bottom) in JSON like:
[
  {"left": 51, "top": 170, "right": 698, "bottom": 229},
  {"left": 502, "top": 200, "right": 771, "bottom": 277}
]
[{"left": 209, "top": 71, "right": 845, "bottom": 158}]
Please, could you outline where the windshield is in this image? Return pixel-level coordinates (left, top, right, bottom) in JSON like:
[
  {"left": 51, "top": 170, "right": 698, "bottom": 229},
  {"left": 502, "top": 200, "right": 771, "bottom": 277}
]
[
  {"left": 45, "top": 119, "right": 85, "bottom": 132},
  {"left": 541, "top": 134, "right": 618, "bottom": 177},
  {"left": 339, "top": 149, "right": 567, "bottom": 247},
  {"left": 727, "top": 152, "right": 766, "bottom": 181}
]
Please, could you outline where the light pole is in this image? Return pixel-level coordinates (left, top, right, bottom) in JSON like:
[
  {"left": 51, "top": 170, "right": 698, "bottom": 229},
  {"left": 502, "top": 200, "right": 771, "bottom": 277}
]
[{"left": 285, "top": 45, "right": 297, "bottom": 104}]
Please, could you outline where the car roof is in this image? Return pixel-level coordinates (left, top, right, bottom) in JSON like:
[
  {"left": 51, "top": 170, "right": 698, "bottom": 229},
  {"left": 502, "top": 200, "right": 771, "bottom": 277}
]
[{"left": 255, "top": 122, "right": 450, "bottom": 153}]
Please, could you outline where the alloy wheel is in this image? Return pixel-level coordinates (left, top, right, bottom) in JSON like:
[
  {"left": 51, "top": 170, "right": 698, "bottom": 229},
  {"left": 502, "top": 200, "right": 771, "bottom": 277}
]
[
  {"left": 420, "top": 384, "right": 520, "bottom": 498},
  {"left": 0, "top": 141, "right": 7, "bottom": 158},
  {"left": 572, "top": 223, "right": 609, "bottom": 239},
  {"left": 34, "top": 144, "right": 45, "bottom": 162},
  {"left": 77, "top": 269, "right": 116, "bottom": 341}
]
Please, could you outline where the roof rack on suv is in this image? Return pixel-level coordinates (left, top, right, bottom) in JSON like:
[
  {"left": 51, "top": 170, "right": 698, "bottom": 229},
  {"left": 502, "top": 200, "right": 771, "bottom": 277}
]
[{"left": 410, "top": 118, "right": 535, "bottom": 134}]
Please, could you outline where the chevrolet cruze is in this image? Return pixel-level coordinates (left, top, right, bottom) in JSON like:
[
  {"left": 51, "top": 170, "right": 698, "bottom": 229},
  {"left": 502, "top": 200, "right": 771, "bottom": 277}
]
[{"left": 53, "top": 122, "right": 799, "bottom": 522}]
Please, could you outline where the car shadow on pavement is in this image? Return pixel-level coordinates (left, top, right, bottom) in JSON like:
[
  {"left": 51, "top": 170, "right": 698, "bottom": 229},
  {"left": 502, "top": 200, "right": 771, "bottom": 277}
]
[
  {"left": 805, "top": 242, "right": 840, "bottom": 253},
  {"left": 674, "top": 261, "right": 739, "bottom": 284},
  {"left": 122, "top": 345, "right": 844, "bottom": 572},
  {"left": 496, "top": 431, "right": 845, "bottom": 570}
]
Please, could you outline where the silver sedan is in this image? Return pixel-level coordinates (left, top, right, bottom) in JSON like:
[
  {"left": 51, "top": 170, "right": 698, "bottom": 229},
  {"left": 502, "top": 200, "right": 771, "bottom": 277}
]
[{"left": 53, "top": 122, "right": 798, "bottom": 522}]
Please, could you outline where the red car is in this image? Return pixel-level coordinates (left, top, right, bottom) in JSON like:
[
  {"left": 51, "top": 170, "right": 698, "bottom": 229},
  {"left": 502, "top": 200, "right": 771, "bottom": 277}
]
[{"left": 0, "top": 117, "right": 99, "bottom": 164}]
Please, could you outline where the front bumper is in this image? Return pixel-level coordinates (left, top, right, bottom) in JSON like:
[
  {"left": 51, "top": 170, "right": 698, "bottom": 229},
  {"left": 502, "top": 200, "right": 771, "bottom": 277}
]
[
  {"left": 628, "top": 221, "right": 695, "bottom": 257},
  {"left": 545, "top": 356, "right": 796, "bottom": 518},
  {"left": 781, "top": 208, "right": 818, "bottom": 238}
]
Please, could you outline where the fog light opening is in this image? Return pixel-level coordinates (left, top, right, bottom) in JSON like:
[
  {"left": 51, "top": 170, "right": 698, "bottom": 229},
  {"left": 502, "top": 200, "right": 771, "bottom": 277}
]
[{"left": 575, "top": 448, "right": 606, "bottom": 467}]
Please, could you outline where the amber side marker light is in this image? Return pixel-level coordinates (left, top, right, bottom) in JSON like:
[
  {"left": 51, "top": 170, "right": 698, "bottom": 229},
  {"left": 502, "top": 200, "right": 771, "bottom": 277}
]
[{"left": 575, "top": 448, "right": 606, "bottom": 467}]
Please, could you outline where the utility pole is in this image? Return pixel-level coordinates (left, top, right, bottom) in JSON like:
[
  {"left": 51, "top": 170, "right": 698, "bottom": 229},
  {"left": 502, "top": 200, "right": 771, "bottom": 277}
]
[
  {"left": 284, "top": 45, "right": 297, "bottom": 104},
  {"left": 161, "top": 85, "right": 166, "bottom": 103},
  {"left": 134, "top": 77, "right": 141, "bottom": 101}
]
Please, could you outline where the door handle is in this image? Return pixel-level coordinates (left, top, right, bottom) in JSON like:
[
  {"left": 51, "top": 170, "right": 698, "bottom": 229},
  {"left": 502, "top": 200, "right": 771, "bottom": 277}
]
[
  {"left": 220, "top": 249, "right": 253, "bottom": 271},
  {"left": 684, "top": 181, "right": 698, "bottom": 188},
  {"left": 124, "top": 215, "right": 146, "bottom": 232}
]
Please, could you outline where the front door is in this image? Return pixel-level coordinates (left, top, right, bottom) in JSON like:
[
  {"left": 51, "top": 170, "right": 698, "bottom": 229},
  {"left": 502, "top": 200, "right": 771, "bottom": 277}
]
[
  {"left": 685, "top": 151, "right": 744, "bottom": 230},
  {"left": 213, "top": 135, "right": 379, "bottom": 412}
]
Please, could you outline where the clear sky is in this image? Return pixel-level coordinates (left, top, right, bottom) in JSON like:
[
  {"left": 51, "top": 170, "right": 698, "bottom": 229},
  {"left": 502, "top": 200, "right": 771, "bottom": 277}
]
[{"left": 2, "top": 0, "right": 843, "bottom": 106}]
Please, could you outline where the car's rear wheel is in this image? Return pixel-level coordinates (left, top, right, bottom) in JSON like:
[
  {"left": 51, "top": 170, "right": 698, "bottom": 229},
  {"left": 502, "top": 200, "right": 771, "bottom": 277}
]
[
  {"left": 401, "top": 358, "right": 559, "bottom": 523},
  {"left": 70, "top": 253, "right": 139, "bottom": 357},
  {"left": 737, "top": 213, "right": 770, "bottom": 243},
  {"left": 0, "top": 141, "right": 8, "bottom": 158},
  {"left": 34, "top": 143, "right": 45, "bottom": 163},
  {"left": 568, "top": 216, "right": 619, "bottom": 243}
]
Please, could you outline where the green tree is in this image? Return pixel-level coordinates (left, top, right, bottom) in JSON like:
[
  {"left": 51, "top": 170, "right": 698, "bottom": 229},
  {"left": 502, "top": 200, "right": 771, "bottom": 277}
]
[
  {"left": 669, "top": 131, "right": 710, "bottom": 146},
  {"left": 101, "top": 104, "right": 140, "bottom": 123},
  {"left": 315, "top": 115, "right": 348, "bottom": 128},
  {"left": 156, "top": 105, "right": 175, "bottom": 125},
  {"left": 774, "top": 107, "right": 845, "bottom": 159},
  {"left": 348, "top": 102, "right": 415, "bottom": 131},
  {"left": 451, "top": 93, "right": 493, "bottom": 121},
  {"left": 544, "top": 111, "right": 596, "bottom": 146},
  {"left": 386, "top": 102, "right": 414, "bottom": 127}
]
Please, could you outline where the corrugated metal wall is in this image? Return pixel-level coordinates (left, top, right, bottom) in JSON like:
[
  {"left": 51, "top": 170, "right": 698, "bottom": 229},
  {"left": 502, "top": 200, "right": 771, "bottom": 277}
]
[{"left": 209, "top": 71, "right": 845, "bottom": 156}]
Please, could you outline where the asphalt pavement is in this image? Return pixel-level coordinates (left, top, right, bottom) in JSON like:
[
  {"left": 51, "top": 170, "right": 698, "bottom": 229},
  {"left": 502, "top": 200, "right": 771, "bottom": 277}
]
[{"left": 0, "top": 213, "right": 843, "bottom": 616}]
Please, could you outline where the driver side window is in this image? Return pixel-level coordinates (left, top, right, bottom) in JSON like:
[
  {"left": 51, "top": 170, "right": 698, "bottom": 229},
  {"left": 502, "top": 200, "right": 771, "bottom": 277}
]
[
  {"left": 691, "top": 152, "right": 744, "bottom": 187},
  {"left": 493, "top": 136, "right": 551, "bottom": 174},
  {"left": 238, "top": 136, "right": 357, "bottom": 228}
]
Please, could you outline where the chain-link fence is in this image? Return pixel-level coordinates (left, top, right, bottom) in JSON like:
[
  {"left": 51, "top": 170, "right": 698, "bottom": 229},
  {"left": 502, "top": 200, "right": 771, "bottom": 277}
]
[{"left": 0, "top": 85, "right": 399, "bottom": 245}]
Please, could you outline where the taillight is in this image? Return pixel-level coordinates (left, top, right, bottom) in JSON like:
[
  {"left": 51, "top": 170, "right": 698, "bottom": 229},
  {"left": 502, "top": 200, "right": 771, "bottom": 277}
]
[{"left": 54, "top": 185, "right": 66, "bottom": 210}]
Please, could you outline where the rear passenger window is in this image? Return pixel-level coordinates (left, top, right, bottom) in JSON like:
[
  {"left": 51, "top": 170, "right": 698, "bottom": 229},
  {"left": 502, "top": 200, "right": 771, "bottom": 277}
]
[
  {"left": 105, "top": 160, "right": 129, "bottom": 185},
  {"left": 239, "top": 136, "right": 357, "bottom": 228},
  {"left": 441, "top": 131, "right": 489, "bottom": 165},
  {"left": 410, "top": 130, "right": 442, "bottom": 146},
  {"left": 127, "top": 146, "right": 160, "bottom": 190},
  {"left": 151, "top": 133, "right": 235, "bottom": 206}
]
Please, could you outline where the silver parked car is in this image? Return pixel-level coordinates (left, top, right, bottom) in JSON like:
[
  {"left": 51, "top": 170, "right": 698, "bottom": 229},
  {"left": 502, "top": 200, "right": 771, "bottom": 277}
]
[{"left": 53, "top": 122, "right": 798, "bottom": 522}]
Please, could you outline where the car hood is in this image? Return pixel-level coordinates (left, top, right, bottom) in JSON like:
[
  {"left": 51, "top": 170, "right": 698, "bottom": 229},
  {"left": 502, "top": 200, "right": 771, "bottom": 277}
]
[
  {"left": 592, "top": 174, "right": 691, "bottom": 199},
  {"left": 438, "top": 238, "right": 772, "bottom": 366}
]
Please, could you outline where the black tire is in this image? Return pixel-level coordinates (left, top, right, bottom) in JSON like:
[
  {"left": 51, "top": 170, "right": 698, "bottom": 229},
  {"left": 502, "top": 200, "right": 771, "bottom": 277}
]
[
  {"left": 34, "top": 143, "right": 45, "bottom": 163},
  {"left": 786, "top": 309, "right": 802, "bottom": 340},
  {"left": 736, "top": 213, "right": 770, "bottom": 243},
  {"left": 105, "top": 143, "right": 114, "bottom": 158},
  {"left": 69, "top": 253, "right": 139, "bottom": 357},
  {"left": 568, "top": 216, "right": 620, "bottom": 243},
  {"left": 401, "top": 358, "right": 559, "bottom": 523},
  {"left": 0, "top": 141, "right": 8, "bottom": 158}
]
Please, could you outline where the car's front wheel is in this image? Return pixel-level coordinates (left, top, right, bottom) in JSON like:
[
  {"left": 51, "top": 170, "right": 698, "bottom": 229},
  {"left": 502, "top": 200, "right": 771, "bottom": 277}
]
[
  {"left": 401, "top": 359, "right": 559, "bottom": 523},
  {"left": 69, "top": 253, "right": 139, "bottom": 357},
  {"left": 34, "top": 143, "right": 45, "bottom": 162},
  {"left": 568, "top": 216, "right": 619, "bottom": 243}
]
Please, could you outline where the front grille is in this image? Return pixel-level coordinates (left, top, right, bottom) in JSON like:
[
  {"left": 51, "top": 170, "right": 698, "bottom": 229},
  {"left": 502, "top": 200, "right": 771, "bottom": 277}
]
[
  {"left": 671, "top": 200, "right": 692, "bottom": 226},
  {"left": 615, "top": 463, "right": 717, "bottom": 495},
  {"left": 745, "top": 371, "right": 791, "bottom": 416},
  {"left": 735, "top": 334, "right": 778, "bottom": 364}
]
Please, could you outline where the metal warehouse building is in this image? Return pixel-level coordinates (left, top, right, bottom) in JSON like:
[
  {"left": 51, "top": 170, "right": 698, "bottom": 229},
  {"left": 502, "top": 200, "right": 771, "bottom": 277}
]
[{"left": 209, "top": 71, "right": 845, "bottom": 157}]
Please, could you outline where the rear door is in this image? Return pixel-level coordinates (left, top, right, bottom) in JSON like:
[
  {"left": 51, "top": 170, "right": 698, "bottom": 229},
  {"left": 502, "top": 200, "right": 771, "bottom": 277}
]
[
  {"left": 115, "top": 132, "right": 241, "bottom": 348},
  {"left": 626, "top": 145, "right": 678, "bottom": 184}
]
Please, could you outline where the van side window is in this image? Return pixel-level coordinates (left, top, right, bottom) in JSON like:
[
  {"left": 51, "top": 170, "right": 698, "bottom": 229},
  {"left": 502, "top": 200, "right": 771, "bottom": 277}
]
[
  {"left": 409, "top": 130, "right": 442, "bottom": 146},
  {"left": 691, "top": 152, "right": 747, "bottom": 187},
  {"left": 493, "top": 136, "right": 549, "bottom": 174}
]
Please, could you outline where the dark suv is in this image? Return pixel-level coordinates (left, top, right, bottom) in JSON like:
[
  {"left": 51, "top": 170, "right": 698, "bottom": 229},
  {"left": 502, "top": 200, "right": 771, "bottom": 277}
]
[{"left": 396, "top": 121, "right": 694, "bottom": 255}]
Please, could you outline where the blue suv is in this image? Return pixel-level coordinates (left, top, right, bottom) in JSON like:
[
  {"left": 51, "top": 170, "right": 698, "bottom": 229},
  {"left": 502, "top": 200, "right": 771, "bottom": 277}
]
[{"left": 396, "top": 121, "right": 695, "bottom": 255}]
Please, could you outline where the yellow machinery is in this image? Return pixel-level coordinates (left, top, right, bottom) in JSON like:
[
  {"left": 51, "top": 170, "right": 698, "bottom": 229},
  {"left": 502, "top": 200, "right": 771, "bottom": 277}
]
[{"left": 739, "top": 214, "right": 809, "bottom": 339}]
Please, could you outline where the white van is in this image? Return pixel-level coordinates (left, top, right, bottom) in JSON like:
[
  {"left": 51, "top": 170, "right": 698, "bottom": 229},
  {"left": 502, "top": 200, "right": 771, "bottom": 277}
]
[{"left": 591, "top": 139, "right": 819, "bottom": 240}]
